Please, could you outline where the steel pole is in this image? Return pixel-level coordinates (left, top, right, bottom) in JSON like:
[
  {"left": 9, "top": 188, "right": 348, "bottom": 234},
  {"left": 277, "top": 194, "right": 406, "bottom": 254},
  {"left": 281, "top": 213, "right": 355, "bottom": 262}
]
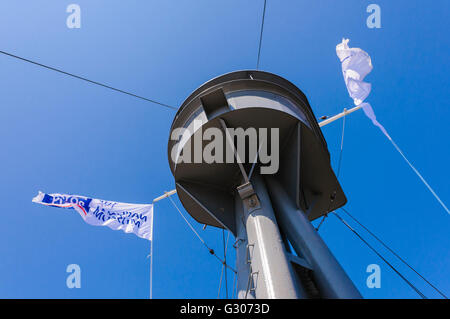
[
  {"left": 265, "top": 177, "right": 362, "bottom": 299},
  {"left": 234, "top": 194, "right": 255, "bottom": 299},
  {"left": 236, "top": 173, "right": 306, "bottom": 299}
]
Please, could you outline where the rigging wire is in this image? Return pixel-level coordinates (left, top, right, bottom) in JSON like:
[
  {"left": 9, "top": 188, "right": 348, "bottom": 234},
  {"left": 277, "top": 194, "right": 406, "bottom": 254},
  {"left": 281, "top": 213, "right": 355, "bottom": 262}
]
[
  {"left": 224, "top": 230, "right": 230, "bottom": 298},
  {"left": 318, "top": 109, "right": 446, "bottom": 298},
  {"left": 217, "top": 256, "right": 225, "bottom": 299},
  {"left": 336, "top": 108, "right": 347, "bottom": 178},
  {"left": 166, "top": 193, "right": 236, "bottom": 274},
  {"left": 317, "top": 109, "right": 347, "bottom": 231},
  {"left": 7, "top": 3, "right": 445, "bottom": 300},
  {"left": 315, "top": 107, "right": 444, "bottom": 298},
  {"left": 256, "top": 0, "right": 267, "bottom": 70},
  {"left": 332, "top": 212, "right": 428, "bottom": 299},
  {"left": 231, "top": 270, "right": 237, "bottom": 299},
  {"left": 217, "top": 229, "right": 230, "bottom": 299},
  {"left": 315, "top": 214, "right": 328, "bottom": 232},
  {"left": 0, "top": 50, "right": 177, "bottom": 110},
  {"left": 387, "top": 137, "right": 449, "bottom": 215},
  {"left": 341, "top": 208, "right": 448, "bottom": 299}
]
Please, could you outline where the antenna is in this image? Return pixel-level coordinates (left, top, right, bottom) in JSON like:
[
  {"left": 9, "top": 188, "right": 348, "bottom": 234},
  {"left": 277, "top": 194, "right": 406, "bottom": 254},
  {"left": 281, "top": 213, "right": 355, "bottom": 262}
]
[{"left": 167, "top": 70, "right": 361, "bottom": 299}]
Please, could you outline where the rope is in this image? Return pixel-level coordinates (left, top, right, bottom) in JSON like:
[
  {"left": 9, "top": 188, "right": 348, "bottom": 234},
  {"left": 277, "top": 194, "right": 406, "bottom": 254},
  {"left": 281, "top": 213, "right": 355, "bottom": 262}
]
[
  {"left": 336, "top": 108, "right": 346, "bottom": 178},
  {"left": 333, "top": 212, "right": 428, "bottom": 299},
  {"left": 232, "top": 271, "right": 237, "bottom": 299},
  {"left": 166, "top": 193, "right": 236, "bottom": 274},
  {"left": 248, "top": 136, "right": 266, "bottom": 181},
  {"left": 217, "top": 230, "right": 231, "bottom": 299},
  {"left": 341, "top": 208, "right": 448, "bottom": 299},
  {"left": 315, "top": 215, "right": 328, "bottom": 231},
  {"left": 0, "top": 50, "right": 177, "bottom": 110},
  {"left": 256, "top": 0, "right": 267, "bottom": 70},
  {"left": 388, "top": 137, "right": 449, "bottom": 215},
  {"left": 224, "top": 230, "right": 230, "bottom": 298},
  {"left": 217, "top": 257, "right": 225, "bottom": 299},
  {"left": 317, "top": 110, "right": 347, "bottom": 231}
]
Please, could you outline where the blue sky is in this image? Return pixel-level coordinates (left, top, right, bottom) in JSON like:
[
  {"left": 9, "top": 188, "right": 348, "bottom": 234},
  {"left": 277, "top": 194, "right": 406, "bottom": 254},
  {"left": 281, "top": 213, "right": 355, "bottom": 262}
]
[{"left": 0, "top": 0, "right": 448, "bottom": 299}]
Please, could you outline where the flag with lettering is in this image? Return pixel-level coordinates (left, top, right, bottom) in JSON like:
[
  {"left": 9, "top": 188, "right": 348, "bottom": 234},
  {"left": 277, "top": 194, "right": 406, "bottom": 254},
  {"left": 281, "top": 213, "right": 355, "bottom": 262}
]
[{"left": 32, "top": 191, "right": 153, "bottom": 241}]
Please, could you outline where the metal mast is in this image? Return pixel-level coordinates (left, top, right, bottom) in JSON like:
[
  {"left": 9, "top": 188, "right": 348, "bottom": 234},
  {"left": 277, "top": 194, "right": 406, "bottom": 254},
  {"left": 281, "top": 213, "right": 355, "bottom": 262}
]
[{"left": 167, "top": 70, "right": 361, "bottom": 299}]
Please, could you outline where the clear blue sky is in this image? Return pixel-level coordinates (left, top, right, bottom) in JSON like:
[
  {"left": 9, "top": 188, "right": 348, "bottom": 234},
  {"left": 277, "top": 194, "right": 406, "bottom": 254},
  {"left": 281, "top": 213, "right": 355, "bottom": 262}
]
[{"left": 0, "top": 0, "right": 448, "bottom": 299}]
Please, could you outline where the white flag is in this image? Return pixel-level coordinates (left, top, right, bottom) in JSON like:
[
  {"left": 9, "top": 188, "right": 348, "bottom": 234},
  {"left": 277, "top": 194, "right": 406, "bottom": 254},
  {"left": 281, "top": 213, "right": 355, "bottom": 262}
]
[
  {"left": 335, "top": 39, "right": 450, "bottom": 215},
  {"left": 336, "top": 38, "right": 391, "bottom": 140},
  {"left": 336, "top": 38, "right": 373, "bottom": 106},
  {"left": 32, "top": 191, "right": 153, "bottom": 241}
]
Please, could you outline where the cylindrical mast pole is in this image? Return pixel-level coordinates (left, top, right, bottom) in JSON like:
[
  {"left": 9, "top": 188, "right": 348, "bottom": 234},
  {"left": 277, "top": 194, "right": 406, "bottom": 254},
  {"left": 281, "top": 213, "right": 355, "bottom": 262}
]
[
  {"left": 234, "top": 193, "right": 255, "bottom": 299},
  {"left": 235, "top": 173, "right": 307, "bottom": 299},
  {"left": 265, "top": 177, "right": 362, "bottom": 299}
]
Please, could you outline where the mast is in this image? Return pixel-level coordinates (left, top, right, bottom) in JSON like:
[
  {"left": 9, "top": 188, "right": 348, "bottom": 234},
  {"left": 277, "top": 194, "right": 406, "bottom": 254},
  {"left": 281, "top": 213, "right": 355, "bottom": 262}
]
[{"left": 167, "top": 70, "right": 361, "bottom": 299}]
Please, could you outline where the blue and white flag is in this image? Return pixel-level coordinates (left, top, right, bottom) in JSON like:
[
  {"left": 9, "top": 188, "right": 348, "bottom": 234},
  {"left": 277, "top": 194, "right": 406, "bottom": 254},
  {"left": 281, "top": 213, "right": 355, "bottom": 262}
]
[{"left": 32, "top": 191, "right": 153, "bottom": 240}]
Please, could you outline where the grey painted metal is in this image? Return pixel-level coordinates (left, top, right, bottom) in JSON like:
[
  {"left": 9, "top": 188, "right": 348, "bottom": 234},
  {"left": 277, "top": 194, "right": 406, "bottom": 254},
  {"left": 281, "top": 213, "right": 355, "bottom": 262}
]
[
  {"left": 167, "top": 70, "right": 358, "bottom": 299},
  {"left": 168, "top": 71, "right": 347, "bottom": 232},
  {"left": 238, "top": 173, "right": 306, "bottom": 299},
  {"left": 234, "top": 193, "right": 255, "bottom": 299},
  {"left": 265, "top": 177, "right": 362, "bottom": 299}
]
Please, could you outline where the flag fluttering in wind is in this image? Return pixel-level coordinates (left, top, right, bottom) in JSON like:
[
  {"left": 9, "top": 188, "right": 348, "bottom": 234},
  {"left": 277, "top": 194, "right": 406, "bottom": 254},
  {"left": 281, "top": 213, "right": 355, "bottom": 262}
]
[
  {"left": 336, "top": 38, "right": 373, "bottom": 106},
  {"left": 336, "top": 38, "right": 449, "bottom": 215},
  {"left": 32, "top": 191, "right": 154, "bottom": 240},
  {"left": 336, "top": 38, "right": 390, "bottom": 139}
]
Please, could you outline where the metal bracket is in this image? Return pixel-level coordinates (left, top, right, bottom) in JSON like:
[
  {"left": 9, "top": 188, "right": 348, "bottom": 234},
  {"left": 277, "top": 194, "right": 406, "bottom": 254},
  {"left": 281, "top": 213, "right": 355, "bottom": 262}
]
[
  {"left": 250, "top": 271, "right": 259, "bottom": 292},
  {"left": 245, "top": 243, "right": 255, "bottom": 264},
  {"left": 237, "top": 182, "right": 255, "bottom": 199},
  {"left": 233, "top": 237, "right": 245, "bottom": 249},
  {"left": 237, "top": 182, "right": 261, "bottom": 212},
  {"left": 245, "top": 270, "right": 259, "bottom": 299},
  {"left": 244, "top": 244, "right": 257, "bottom": 299},
  {"left": 219, "top": 118, "right": 250, "bottom": 183}
]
